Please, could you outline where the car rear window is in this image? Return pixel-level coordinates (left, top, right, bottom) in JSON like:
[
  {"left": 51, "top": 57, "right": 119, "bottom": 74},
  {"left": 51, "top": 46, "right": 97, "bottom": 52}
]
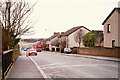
[{"left": 29, "top": 49, "right": 36, "bottom": 51}]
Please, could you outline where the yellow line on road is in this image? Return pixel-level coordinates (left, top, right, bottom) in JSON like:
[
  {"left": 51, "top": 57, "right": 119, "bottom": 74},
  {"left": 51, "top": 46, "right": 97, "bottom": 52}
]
[{"left": 4, "top": 63, "right": 14, "bottom": 80}]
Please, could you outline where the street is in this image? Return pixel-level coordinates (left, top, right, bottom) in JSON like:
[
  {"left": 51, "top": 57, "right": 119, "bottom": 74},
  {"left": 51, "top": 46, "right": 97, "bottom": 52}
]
[
  {"left": 2, "top": 1, "right": 120, "bottom": 80},
  {"left": 29, "top": 51, "right": 119, "bottom": 78}
]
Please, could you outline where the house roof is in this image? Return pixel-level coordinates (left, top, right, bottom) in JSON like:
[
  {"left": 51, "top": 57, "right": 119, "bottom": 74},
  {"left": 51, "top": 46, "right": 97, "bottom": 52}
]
[
  {"left": 60, "top": 26, "right": 91, "bottom": 36},
  {"left": 51, "top": 39, "right": 59, "bottom": 46},
  {"left": 102, "top": 8, "right": 120, "bottom": 25},
  {"left": 41, "top": 38, "right": 49, "bottom": 42},
  {"left": 49, "top": 34, "right": 59, "bottom": 40},
  {"left": 92, "top": 30, "right": 103, "bottom": 32}
]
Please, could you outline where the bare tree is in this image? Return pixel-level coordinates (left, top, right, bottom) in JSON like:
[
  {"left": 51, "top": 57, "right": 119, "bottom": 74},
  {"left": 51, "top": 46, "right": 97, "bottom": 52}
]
[
  {"left": 0, "top": 0, "right": 35, "bottom": 50},
  {"left": 59, "top": 38, "right": 66, "bottom": 49},
  {"left": 74, "top": 29, "right": 83, "bottom": 47}
]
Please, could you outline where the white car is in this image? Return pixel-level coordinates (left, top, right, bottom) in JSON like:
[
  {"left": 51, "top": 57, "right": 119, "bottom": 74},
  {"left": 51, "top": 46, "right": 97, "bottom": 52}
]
[{"left": 64, "top": 48, "right": 72, "bottom": 53}]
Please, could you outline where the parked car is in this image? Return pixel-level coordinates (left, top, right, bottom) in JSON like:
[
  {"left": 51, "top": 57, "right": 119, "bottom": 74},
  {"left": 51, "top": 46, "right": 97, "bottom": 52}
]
[
  {"left": 36, "top": 48, "right": 42, "bottom": 52},
  {"left": 64, "top": 48, "right": 72, "bottom": 53},
  {"left": 23, "top": 48, "right": 27, "bottom": 51},
  {"left": 28, "top": 49, "right": 37, "bottom": 56}
]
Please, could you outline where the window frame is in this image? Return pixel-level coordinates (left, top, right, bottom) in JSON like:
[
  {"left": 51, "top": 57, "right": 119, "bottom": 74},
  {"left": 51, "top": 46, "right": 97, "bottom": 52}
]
[{"left": 107, "top": 24, "right": 111, "bottom": 33}]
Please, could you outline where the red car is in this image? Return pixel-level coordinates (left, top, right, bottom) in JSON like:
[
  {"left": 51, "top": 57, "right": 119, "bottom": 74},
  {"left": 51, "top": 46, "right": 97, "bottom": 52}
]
[
  {"left": 36, "top": 48, "right": 42, "bottom": 52},
  {"left": 28, "top": 49, "right": 37, "bottom": 56}
]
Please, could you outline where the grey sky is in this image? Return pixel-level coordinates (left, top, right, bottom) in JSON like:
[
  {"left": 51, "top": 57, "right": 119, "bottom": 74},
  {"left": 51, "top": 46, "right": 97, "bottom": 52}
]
[{"left": 21, "top": 0, "right": 119, "bottom": 39}]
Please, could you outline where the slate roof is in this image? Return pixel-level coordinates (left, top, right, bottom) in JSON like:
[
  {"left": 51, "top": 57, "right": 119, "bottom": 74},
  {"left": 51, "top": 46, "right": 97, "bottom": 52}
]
[
  {"left": 51, "top": 39, "right": 59, "bottom": 46},
  {"left": 92, "top": 30, "right": 103, "bottom": 32},
  {"left": 49, "top": 34, "right": 59, "bottom": 40},
  {"left": 102, "top": 8, "right": 120, "bottom": 25},
  {"left": 60, "top": 26, "right": 91, "bottom": 36}
]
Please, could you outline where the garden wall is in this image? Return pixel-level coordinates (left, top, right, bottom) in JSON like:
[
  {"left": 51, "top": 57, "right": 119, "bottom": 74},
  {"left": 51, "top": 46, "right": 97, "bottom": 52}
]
[{"left": 77, "top": 47, "right": 120, "bottom": 58}]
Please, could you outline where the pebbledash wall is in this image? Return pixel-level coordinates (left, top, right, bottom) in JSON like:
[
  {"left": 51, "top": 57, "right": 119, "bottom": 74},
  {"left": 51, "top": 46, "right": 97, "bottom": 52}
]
[{"left": 77, "top": 47, "right": 120, "bottom": 58}]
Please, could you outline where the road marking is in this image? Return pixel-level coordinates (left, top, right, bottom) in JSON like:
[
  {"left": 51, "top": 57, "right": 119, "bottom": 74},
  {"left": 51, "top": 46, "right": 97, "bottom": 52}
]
[
  {"left": 41, "top": 64, "right": 118, "bottom": 69},
  {"left": 28, "top": 56, "right": 52, "bottom": 80},
  {"left": 41, "top": 62, "right": 69, "bottom": 67}
]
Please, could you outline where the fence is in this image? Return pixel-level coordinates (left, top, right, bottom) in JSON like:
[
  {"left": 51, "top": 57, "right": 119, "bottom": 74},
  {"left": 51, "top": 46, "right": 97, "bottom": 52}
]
[
  {"left": 77, "top": 47, "right": 120, "bottom": 58},
  {"left": 2, "top": 49, "right": 13, "bottom": 79}
]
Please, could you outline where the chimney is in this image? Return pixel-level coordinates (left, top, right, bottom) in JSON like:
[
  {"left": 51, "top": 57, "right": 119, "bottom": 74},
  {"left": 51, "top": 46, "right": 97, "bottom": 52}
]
[
  {"left": 61, "top": 32, "right": 64, "bottom": 34},
  {"left": 54, "top": 32, "right": 60, "bottom": 35}
]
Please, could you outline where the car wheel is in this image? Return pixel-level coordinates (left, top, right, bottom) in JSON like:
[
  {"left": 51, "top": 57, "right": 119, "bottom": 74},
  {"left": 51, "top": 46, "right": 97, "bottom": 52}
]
[{"left": 29, "top": 54, "right": 30, "bottom": 56}]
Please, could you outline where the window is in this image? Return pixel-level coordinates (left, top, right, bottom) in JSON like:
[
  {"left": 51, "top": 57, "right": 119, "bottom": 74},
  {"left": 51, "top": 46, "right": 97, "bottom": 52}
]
[
  {"left": 107, "top": 24, "right": 111, "bottom": 33},
  {"left": 112, "top": 40, "right": 115, "bottom": 48}
]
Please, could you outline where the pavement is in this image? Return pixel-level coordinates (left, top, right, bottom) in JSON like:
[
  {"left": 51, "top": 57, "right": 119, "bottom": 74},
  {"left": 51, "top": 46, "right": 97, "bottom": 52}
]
[
  {"left": 51, "top": 51, "right": 120, "bottom": 62},
  {"left": 7, "top": 53, "right": 44, "bottom": 79},
  {"left": 6, "top": 51, "right": 119, "bottom": 79}
]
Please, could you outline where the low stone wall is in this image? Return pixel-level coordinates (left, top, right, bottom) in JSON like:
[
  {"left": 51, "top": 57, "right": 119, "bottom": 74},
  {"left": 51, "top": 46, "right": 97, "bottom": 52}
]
[{"left": 77, "top": 47, "right": 120, "bottom": 58}]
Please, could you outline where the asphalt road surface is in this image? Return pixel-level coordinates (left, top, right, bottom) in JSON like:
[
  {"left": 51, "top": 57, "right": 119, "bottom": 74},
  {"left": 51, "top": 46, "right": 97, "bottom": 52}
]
[{"left": 29, "top": 51, "right": 119, "bottom": 78}]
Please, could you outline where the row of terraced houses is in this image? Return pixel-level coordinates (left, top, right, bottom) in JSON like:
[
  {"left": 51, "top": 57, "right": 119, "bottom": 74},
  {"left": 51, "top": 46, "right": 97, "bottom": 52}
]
[{"left": 39, "top": 8, "right": 120, "bottom": 57}]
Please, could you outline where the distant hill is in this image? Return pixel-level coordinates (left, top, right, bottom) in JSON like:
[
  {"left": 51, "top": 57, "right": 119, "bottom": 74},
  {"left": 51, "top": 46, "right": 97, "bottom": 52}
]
[{"left": 21, "top": 38, "right": 46, "bottom": 43}]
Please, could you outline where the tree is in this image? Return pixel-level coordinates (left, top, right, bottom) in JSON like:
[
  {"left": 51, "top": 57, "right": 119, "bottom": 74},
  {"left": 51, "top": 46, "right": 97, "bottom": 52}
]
[
  {"left": 59, "top": 36, "right": 66, "bottom": 49},
  {"left": 83, "top": 32, "right": 95, "bottom": 47},
  {"left": 74, "top": 29, "right": 83, "bottom": 47},
  {"left": 59, "top": 40, "right": 66, "bottom": 49},
  {"left": 59, "top": 37, "right": 66, "bottom": 52},
  {"left": 0, "top": 0, "right": 35, "bottom": 50}
]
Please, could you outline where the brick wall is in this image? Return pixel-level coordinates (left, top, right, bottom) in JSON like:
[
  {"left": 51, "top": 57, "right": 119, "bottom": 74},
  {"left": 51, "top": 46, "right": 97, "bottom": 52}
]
[{"left": 77, "top": 47, "right": 120, "bottom": 58}]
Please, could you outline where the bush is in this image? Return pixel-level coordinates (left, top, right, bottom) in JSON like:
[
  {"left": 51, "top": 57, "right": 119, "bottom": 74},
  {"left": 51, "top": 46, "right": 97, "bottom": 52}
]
[
  {"left": 72, "top": 48, "right": 78, "bottom": 54},
  {"left": 60, "top": 48, "right": 64, "bottom": 53},
  {"left": 46, "top": 48, "right": 49, "bottom": 51},
  {"left": 83, "top": 32, "right": 95, "bottom": 47},
  {"left": 19, "top": 52, "right": 22, "bottom": 55}
]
